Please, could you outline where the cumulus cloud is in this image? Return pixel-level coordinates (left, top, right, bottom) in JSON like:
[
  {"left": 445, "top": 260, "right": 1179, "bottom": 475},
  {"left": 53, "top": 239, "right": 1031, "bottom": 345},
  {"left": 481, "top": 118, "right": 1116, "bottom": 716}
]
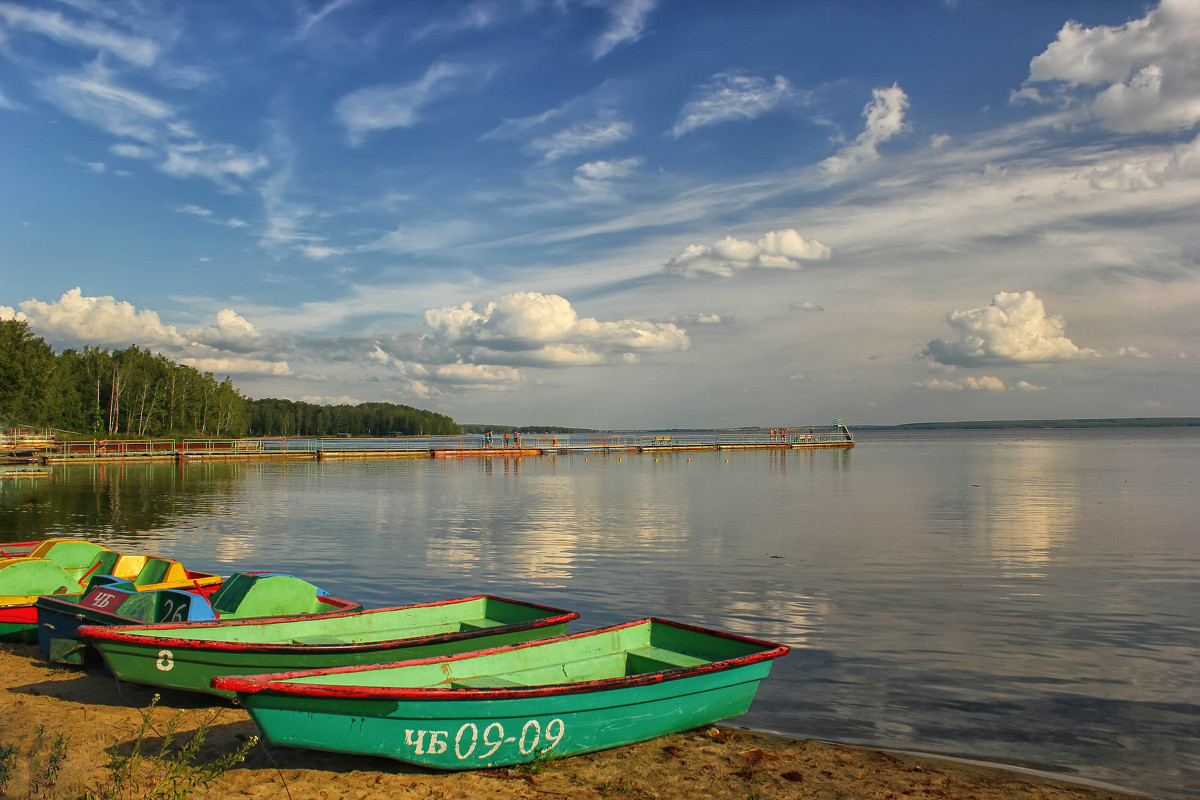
[
  {"left": 335, "top": 61, "right": 485, "bottom": 145},
  {"left": 12, "top": 287, "right": 186, "bottom": 348},
  {"left": 186, "top": 309, "right": 282, "bottom": 354},
  {"left": 670, "top": 72, "right": 796, "bottom": 137},
  {"left": 7, "top": 288, "right": 291, "bottom": 376},
  {"left": 665, "top": 228, "right": 832, "bottom": 278},
  {"left": 916, "top": 376, "right": 1007, "bottom": 391},
  {"left": 1025, "top": 0, "right": 1200, "bottom": 133},
  {"left": 423, "top": 291, "right": 689, "bottom": 368},
  {"left": 822, "top": 84, "right": 909, "bottom": 174},
  {"left": 923, "top": 290, "right": 1100, "bottom": 367}
]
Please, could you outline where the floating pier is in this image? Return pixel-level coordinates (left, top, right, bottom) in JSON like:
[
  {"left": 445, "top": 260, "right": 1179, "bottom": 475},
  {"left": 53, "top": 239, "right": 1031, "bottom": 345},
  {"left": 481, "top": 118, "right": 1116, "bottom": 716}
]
[{"left": 23, "top": 421, "right": 853, "bottom": 464}]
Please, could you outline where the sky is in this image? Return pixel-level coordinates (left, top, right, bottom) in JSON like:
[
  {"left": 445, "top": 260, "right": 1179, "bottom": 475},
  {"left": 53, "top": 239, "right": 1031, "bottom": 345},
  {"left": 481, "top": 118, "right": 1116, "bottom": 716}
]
[{"left": 2, "top": 0, "right": 1199, "bottom": 429}]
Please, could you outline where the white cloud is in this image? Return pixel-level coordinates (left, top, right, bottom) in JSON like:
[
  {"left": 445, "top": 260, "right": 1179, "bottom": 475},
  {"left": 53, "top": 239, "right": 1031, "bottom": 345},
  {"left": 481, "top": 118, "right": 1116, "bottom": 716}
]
[
  {"left": 916, "top": 376, "right": 1007, "bottom": 391},
  {"left": 671, "top": 72, "right": 795, "bottom": 137},
  {"left": 573, "top": 157, "right": 643, "bottom": 200},
  {"left": 529, "top": 117, "right": 633, "bottom": 161},
  {"left": 13, "top": 287, "right": 186, "bottom": 348},
  {"left": 335, "top": 61, "right": 483, "bottom": 145},
  {"left": 360, "top": 219, "right": 479, "bottom": 254},
  {"left": 186, "top": 309, "right": 275, "bottom": 354},
  {"left": 179, "top": 355, "right": 292, "bottom": 376},
  {"left": 590, "top": 0, "right": 656, "bottom": 59},
  {"left": 176, "top": 204, "right": 254, "bottom": 230},
  {"left": 38, "top": 68, "right": 172, "bottom": 143},
  {"left": 296, "top": 0, "right": 360, "bottom": 40},
  {"left": 923, "top": 290, "right": 1100, "bottom": 367},
  {"left": 111, "top": 143, "right": 155, "bottom": 160},
  {"left": 429, "top": 361, "right": 524, "bottom": 385},
  {"left": 1026, "top": 0, "right": 1200, "bottom": 133},
  {"left": 9, "top": 289, "right": 291, "bottom": 377},
  {"left": 575, "top": 157, "right": 642, "bottom": 181},
  {"left": 160, "top": 141, "right": 268, "bottom": 188},
  {"left": 299, "top": 394, "right": 362, "bottom": 406},
  {"left": 0, "top": 4, "right": 158, "bottom": 66},
  {"left": 424, "top": 291, "right": 689, "bottom": 368},
  {"left": 665, "top": 228, "right": 832, "bottom": 277},
  {"left": 822, "top": 84, "right": 910, "bottom": 174},
  {"left": 34, "top": 64, "right": 266, "bottom": 191}
]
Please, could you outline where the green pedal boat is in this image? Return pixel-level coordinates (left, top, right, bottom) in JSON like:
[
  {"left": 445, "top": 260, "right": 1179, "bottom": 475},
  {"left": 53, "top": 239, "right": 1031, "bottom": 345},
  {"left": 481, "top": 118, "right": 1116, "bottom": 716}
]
[
  {"left": 212, "top": 618, "right": 788, "bottom": 769},
  {"left": 79, "top": 594, "right": 577, "bottom": 697}
]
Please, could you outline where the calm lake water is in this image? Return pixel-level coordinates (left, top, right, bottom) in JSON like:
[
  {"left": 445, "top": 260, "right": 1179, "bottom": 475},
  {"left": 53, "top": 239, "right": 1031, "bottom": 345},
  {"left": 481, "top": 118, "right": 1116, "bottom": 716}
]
[{"left": 2, "top": 428, "right": 1197, "bottom": 799}]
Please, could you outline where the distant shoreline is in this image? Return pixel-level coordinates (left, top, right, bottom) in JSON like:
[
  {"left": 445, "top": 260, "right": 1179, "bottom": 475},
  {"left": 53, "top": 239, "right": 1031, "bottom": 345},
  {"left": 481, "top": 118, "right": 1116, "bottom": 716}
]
[{"left": 852, "top": 417, "right": 1200, "bottom": 431}]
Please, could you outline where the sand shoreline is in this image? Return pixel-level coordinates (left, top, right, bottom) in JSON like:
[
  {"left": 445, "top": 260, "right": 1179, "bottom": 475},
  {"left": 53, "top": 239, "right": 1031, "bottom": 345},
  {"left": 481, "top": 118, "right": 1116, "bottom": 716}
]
[{"left": 0, "top": 642, "right": 1153, "bottom": 799}]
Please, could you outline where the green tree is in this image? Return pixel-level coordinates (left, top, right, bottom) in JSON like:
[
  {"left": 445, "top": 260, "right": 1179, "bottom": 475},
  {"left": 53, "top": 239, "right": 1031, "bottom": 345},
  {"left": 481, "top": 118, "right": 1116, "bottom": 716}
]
[{"left": 0, "top": 318, "right": 57, "bottom": 427}]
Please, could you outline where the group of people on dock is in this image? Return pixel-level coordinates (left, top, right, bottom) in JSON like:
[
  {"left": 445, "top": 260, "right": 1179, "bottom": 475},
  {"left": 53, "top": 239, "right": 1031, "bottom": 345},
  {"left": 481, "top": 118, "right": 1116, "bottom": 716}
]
[{"left": 482, "top": 429, "right": 523, "bottom": 448}]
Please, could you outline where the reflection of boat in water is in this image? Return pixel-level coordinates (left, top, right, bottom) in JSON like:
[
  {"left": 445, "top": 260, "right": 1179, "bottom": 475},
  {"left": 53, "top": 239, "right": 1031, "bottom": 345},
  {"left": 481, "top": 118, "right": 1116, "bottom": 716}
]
[
  {"left": 0, "top": 429, "right": 55, "bottom": 463},
  {"left": 0, "top": 468, "right": 52, "bottom": 480}
]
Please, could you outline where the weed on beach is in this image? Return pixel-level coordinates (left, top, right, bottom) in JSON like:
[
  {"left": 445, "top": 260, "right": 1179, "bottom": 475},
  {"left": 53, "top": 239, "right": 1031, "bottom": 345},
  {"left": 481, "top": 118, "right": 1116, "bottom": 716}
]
[{"left": 0, "top": 695, "right": 254, "bottom": 800}]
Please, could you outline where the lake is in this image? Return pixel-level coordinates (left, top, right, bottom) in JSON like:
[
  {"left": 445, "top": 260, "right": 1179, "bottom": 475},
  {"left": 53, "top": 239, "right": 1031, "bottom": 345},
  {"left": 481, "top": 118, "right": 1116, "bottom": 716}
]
[{"left": 2, "top": 428, "right": 1197, "bottom": 799}]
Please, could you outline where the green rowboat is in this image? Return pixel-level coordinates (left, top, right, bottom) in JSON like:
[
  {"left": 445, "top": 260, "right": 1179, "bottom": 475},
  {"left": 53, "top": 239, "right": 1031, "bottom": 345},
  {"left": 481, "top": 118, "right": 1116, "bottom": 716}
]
[
  {"left": 37, "top": 571, "right": 358, "bottom": 664},
  {"left": 79, "top": 594, "right": 577, "bottom": 697},
  {"left": 212, "top": 618, "right": 787, "bottom": 769}
]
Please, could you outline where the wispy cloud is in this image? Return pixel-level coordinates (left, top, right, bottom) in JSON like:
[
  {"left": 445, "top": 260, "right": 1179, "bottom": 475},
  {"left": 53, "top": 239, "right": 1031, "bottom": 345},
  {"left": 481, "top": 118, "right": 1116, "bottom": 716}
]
[
  {"left": 37, "top": 65, "right": 172, "bottom": 143},
  {"left": 0, "top": 83, "right": 19, "bottom": 110},
  {"left": 335, "top": 61, "right": 488, "bottom": 145},
  {"left": 296, "top": 0, "right": 361, "bottom": 40},
  {"left": 670, "top": 72, "right": 797, "bottom": 138},
  {"left": 590, "top": 0, "right": 657, "bottom": 59},
  {"left": 0, "top": 3, "right": 159, "bottom": 66},
  {"left": 528, "top": 116, "right": 633, "bottom": 161}
]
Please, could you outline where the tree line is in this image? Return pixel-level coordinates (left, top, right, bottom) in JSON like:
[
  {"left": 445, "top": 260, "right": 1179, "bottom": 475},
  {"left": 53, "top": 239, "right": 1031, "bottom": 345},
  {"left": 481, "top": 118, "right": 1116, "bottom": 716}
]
[{"left": 0, "top": 319, "right": 458, "bottom": 439}]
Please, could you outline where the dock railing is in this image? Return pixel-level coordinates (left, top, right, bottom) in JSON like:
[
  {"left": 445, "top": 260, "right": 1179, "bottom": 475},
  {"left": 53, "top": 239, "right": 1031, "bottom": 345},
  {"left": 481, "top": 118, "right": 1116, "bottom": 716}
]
[
  {"left": 51, "top": 440, "right": 176, "bottom": 459},
  {"left": 40, "top": 422, "right": 852, "bottom": 462}
]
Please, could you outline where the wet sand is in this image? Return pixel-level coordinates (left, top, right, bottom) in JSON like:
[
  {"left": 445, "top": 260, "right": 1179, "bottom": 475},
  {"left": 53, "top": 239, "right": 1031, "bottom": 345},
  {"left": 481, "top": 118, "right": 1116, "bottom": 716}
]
[{"left": 0, "top": 642, "right": 1151, "bottom": 799}]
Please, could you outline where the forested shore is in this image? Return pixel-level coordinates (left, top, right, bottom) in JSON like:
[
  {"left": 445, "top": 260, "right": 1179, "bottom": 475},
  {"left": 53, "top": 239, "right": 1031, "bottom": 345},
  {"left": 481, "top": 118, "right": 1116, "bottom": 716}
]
[{"left": 0, "top": 319, "right": 457, "bottom": 439}]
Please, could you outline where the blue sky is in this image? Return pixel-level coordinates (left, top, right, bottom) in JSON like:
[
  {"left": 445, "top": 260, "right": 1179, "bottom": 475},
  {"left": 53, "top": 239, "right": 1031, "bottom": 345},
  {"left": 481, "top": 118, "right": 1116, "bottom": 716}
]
[{"left": 2, "top": 0, "right": 1198, "bottom": 428}]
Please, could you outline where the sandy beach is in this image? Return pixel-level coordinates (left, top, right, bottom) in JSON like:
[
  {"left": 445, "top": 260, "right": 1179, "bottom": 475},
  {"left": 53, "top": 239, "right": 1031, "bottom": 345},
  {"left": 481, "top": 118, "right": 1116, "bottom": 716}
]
[{"left": 0, "top": 642, "right": 1154, "bottom": 800}]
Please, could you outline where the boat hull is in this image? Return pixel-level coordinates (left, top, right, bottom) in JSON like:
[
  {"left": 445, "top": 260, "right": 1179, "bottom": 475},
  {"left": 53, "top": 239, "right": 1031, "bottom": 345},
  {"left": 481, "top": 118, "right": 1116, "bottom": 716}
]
[
  {"left": 227, "top": 660, "right": 773, "bottom": 768},
  {"left": 81, "top": 595, "right": 577, "bottom": 697},
  {"left": 0, "top": 606, "right": 38, "bottom": 642},
  {"left": 213, "top": 618, "right": 787, "bottom": 769}
]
